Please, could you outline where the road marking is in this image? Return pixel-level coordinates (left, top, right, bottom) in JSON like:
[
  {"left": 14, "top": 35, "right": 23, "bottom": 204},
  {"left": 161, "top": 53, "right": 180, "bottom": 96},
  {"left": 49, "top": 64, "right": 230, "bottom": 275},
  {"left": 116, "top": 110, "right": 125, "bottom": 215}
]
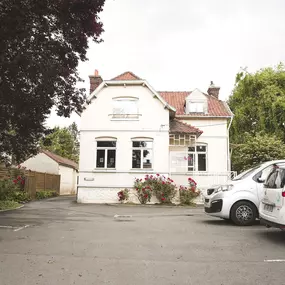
[
  {"left": 13, "top": 225, "right": 30, "bottom": 232},
  {"left": 264, "top": 259, "right": 285, "bottom": 263},
  {"left": 0, "top": 225, "right": 14, "bottom": 229}
]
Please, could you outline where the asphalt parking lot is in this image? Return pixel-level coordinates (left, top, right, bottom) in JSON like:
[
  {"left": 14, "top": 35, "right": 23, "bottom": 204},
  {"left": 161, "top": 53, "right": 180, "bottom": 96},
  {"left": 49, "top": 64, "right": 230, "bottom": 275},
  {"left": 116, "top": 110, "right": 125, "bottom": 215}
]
[{"left": 0, "top": 196, "right": 285, "bottom": 285}]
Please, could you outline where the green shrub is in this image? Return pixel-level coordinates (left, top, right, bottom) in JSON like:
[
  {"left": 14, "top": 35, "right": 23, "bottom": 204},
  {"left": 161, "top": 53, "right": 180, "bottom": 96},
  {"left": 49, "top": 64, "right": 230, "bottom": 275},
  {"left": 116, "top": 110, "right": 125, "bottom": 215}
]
[
  {"left": 36, "top": 190, "right": 58, "bottom": 200},
  {"left": 0, "top": 200, "right": 20, "bottom": 210},
  {"left": 0, "top": 179, "right": 19, "bottom": 200},
  {"left": 179, "top": 178, "right": 200, "bottom": 205},
  {"left": 10, "top": 191, "right": 31, "bottom": 203}
]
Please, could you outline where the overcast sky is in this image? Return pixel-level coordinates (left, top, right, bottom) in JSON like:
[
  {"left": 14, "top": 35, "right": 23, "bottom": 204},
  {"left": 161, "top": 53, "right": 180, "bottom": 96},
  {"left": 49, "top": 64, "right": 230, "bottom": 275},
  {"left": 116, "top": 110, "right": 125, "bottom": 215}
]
[{"left": 45, "top": 0, "right": 285, "bottom": 128}]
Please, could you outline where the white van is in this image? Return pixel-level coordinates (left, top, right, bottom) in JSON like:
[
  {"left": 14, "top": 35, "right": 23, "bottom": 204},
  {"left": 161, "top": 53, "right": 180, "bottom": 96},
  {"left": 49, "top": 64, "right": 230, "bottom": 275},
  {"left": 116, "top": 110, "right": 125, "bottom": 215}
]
[
  {"left": 259, "top": 165, "right": 285, "bottom": 230},
  {"left": 204, "top": 160, "right": 285, "bottom": 226}
]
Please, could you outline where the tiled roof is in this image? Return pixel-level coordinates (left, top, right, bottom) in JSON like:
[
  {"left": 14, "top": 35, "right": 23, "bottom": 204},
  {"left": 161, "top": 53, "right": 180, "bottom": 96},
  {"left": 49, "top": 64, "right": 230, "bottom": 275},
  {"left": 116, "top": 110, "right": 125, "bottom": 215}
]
[
  {"left": 170, "top": 119, "right": 203, "bottom": 137},
  {"left": 159, "top": 91, "right": 232, "bottom": 117},
  {"left": 42, "top": 150, "right": 78, "bottom": 170},
  {"left": 112, "top": 71, "right": 141, "bottom": 81}
]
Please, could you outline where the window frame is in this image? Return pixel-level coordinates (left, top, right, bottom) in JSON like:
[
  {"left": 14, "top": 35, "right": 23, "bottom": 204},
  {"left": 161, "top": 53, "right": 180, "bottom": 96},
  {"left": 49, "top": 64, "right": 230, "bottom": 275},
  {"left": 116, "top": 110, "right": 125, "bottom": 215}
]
[
  {"left": 131, "top": 138, "right": 153, "bottom": 170},
  {"left": 112, "top": 97, "right": 139, "bottom": 119},
  {"left": 187, "top": 144, "right": 207, "bottom": 172},
  {"left": 95, "top": 138, "right": 117, "bottom": 169}
]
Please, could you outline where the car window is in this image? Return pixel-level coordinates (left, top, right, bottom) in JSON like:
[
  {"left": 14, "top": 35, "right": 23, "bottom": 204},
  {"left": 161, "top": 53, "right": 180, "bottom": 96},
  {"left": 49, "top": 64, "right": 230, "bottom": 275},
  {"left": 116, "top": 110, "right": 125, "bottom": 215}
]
[
  {"left": 233, "top": 165, "right": 260, "bottom": 181},
  {"left": 253, "top": 163, "right": 285, "bottom": 183},
  {"left": 253, "top": 165, "right": 274, "bottom": 182}
]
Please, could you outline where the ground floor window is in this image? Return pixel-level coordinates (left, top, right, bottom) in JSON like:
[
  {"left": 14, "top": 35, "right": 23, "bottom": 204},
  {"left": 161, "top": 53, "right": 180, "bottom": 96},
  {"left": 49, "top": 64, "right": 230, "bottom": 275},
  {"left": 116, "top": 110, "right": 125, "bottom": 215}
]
[
  {"left": 96, "top": 141, "right": 116, "bottom": 168},
  {"left": 132, "top": 140, "right": 153, "bottom": 169},
  {"left": 188, "top": 145, "right": 207, "bottom": 171}
]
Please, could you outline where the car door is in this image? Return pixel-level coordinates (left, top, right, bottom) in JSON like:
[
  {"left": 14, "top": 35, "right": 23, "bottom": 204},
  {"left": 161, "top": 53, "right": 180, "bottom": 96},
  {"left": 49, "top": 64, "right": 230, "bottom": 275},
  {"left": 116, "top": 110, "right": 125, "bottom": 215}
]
[
  {"left": 253, "top": 164, "right": 276, "bottom": 202},
  {"left": 263, "top": 168, "right": 285, "bottom": 215}
]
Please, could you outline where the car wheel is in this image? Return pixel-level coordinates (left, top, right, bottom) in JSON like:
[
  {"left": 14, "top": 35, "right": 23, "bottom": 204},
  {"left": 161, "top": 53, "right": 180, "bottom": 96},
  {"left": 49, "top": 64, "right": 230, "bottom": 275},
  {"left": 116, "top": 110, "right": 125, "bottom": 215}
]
[{"left": 230, "top": 201, "right": 257, "bottom": 226}]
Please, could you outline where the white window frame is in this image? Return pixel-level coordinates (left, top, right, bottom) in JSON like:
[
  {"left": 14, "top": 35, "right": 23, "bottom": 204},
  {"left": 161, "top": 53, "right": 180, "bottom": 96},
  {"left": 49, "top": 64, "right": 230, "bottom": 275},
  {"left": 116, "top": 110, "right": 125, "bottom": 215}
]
[
  {"left": 131, "top": 138, "right": 153, "bottom": 169},
  {"left": 112, "top": 97, "right": 139, "bottom": 119},
  {"left": 95, "top": 138, "right": 117, "bottom": 169},
  {"left": 188, "top": 144, "right": 207, "bottom": 172},
  {"left": 189, "top": 102, "right": 204, "bottom": 113}
]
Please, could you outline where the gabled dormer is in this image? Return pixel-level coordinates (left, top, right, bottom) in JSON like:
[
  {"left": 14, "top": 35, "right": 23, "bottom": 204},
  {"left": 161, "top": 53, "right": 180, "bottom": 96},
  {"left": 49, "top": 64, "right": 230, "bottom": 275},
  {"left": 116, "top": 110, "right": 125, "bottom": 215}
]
[{"left": 185, "top": 89, "right": 208, "bottom": 114}]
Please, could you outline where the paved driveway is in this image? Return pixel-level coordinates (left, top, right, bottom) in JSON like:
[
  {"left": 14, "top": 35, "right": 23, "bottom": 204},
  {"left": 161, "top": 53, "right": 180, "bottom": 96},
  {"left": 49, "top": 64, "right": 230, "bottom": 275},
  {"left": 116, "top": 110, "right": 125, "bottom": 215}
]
[{"left": 0, "top": 196, "right": 285, "bottom": 285}]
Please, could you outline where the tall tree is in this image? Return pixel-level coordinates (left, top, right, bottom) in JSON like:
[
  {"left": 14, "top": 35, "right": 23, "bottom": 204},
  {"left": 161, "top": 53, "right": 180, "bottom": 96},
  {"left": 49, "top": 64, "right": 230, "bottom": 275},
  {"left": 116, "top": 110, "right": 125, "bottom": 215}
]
[
  {"left": 41, "top": 123, "right": 79, "bottom": 162},
  {"left": 0, "top": 0, "right": 105, "bottom": 164},
  {"left": 229, "top": 63, "right": 285, "bottom": 172},
  {"left": 229, "top": 63, "right": 285, "bottom": 144}
]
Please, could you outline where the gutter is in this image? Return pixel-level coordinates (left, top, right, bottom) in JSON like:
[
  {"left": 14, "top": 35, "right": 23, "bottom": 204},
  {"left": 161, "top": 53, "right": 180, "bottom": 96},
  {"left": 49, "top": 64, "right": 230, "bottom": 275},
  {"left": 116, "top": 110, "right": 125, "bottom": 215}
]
[{"left": 227, "top": 115, "right": 234, "bottom": 171}]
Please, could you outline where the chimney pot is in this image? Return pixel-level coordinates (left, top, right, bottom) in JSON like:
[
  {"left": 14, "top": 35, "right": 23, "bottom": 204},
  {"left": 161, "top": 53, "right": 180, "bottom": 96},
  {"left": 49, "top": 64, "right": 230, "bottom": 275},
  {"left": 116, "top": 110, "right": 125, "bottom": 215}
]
[
  {"left": 89, "top": 69, "right": 103, "bottom": 95},
  {"left": 207, "top": 81, "right": 220, "bottom": 99}
]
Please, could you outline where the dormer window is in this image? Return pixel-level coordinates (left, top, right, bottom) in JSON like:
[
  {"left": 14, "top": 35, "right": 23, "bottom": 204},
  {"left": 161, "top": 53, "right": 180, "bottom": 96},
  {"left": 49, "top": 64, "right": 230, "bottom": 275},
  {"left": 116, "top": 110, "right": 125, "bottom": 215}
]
[
  {"left": 184, "top": 89, "right": 208, "bottom": 114},
  {"left": 189, "top": 102, "right": 204, "bottom": 113}
]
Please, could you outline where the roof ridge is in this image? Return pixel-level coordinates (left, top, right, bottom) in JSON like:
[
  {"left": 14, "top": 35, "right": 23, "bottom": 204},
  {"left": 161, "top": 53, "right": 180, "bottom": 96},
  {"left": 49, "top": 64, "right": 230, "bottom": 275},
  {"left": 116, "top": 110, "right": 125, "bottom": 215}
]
[
  {"left": 111, "top": 71, "right": 141, "bottom": 80},
  {"left": 158, "top": 91, "right": 191, "bottom": 93}
]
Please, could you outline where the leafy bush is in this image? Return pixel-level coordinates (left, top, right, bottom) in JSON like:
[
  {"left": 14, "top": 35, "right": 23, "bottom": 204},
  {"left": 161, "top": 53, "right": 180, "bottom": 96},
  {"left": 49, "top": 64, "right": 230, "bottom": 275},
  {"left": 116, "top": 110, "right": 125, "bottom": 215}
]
[
  {"left": 117, "top": 189, "right": 129, "bottom": 202},
  {"left": 36, "top": 190, "right": 58, "bottom": 200},
  {"left": 0, "top": 179, "right": 19, "bottom": 200},
  {"left": 134, "top": 179, "right": 153, "bottom": 204},
  {"left": 179, "top": 178, "right": 200, "bottom": 205},
  {"left": 0, "top": 200, "right": 20, "bottom": 210},
  {"left": 144, "top": 174, "right": 177, "bottom": 203},
  {"left": 10, "top": 191, "right": 31, "bottom": 203}
]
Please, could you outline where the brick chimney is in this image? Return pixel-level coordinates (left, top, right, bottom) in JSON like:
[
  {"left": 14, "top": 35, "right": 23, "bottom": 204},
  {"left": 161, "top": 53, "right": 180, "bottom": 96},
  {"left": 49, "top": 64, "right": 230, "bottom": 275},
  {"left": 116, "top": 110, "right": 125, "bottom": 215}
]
[
  {"left": 207, "top": 81, "right": 220, "bottom": 99},
  {"left": 89, "top": 69, "right": 103, "bottom": 95}
]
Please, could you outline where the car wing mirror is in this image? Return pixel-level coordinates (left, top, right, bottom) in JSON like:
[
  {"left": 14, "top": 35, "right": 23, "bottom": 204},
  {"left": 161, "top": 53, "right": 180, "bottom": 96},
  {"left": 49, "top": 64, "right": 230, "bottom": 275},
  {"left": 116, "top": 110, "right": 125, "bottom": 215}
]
[{"left": 257, "top": 178, "right": 265, "bottom": 183}]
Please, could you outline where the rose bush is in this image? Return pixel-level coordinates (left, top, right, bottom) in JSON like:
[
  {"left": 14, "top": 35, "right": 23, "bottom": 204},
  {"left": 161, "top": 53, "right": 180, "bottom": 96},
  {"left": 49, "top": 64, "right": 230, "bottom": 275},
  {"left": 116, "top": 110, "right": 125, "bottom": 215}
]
[
  {"left": 117, "top": 188, "right": 129, "bottom": 202},
  {"left": 134, "top": 178, "right": 153, "bottom": 204},
  {"left": 179, "top": 177, "right": 200, "bottom": 205}
]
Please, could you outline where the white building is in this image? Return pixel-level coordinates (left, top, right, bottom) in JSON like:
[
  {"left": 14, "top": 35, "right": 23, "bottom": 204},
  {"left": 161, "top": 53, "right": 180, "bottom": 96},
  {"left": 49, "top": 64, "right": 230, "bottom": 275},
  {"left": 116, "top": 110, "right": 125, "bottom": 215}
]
[
  {"left": 77, "top": 71, "right": 234, "bottom": 203},
  {"left": 22, "top": 150, "right": 78, "bottom": 195}
]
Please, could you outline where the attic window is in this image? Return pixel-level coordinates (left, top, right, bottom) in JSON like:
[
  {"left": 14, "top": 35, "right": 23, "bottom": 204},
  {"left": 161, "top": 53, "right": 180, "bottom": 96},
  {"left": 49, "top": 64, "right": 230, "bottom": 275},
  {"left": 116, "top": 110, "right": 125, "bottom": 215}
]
[
  {"left": 189, "top": 102, "right": 204, "bottom": 113},
  {"left": 112, "top": 97, "right": 139, "bottom": 119}
]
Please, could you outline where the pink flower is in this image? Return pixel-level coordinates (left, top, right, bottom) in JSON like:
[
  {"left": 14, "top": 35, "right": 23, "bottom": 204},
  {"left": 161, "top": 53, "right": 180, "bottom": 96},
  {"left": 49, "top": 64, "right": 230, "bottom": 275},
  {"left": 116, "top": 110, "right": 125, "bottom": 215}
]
[
  {"left": 161, "top": 197, "right": 166, "bottom": 201},
  {"left": 144, "top": 194, "right": 148, "bottom": 198},
  {"left": 156, "top": 173, "right": 160, "bottom": 176}
]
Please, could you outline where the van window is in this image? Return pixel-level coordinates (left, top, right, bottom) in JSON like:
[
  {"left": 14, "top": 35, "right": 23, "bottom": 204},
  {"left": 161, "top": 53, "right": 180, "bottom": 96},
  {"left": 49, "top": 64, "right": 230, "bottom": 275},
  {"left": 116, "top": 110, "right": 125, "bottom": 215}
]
[{"left": 265, "top": 169, "right": 285, "bottom": 189}]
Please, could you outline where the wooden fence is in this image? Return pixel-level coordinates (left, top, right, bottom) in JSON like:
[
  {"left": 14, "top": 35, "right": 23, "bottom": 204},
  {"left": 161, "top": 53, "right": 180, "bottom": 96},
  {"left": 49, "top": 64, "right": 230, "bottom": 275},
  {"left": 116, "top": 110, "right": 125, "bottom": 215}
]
[{"left": 0, "top": 167, "right": 60, "bottom": 199}]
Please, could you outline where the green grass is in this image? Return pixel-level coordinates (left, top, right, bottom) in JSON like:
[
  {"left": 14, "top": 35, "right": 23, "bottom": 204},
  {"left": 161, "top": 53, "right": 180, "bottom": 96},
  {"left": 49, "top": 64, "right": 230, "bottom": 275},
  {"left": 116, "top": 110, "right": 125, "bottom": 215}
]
[{"left": 0, "top": 200, "right": 20, "bottom": 211}]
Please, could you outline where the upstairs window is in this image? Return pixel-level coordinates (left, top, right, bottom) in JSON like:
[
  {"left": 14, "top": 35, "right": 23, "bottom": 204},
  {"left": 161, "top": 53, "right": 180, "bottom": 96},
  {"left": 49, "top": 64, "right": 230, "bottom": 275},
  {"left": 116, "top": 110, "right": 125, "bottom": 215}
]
[
  {"left": 96, "top": 140, "right": 116, "bottom": 169},
  {"left": 112, "top": 98, "right": 139, "bottom": 119}
]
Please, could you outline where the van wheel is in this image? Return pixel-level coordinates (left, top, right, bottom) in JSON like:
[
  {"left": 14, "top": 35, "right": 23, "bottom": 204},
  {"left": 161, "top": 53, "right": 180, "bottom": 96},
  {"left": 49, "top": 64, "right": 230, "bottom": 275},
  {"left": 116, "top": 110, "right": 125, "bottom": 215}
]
[{"left": 230, "top": 201, "right": 257, "bottom": 226}]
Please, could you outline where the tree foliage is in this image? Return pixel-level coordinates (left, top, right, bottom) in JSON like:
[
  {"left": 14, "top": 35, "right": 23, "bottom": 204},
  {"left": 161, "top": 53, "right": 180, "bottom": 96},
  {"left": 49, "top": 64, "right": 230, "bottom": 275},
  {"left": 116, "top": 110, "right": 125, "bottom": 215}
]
[
  {"left": 0, "top": 0, "right": 105, "bottom": 164},
  {"left": 231, "top": 132, "right": 285, "bottom": 173},
  {"left": 40, "top": 123, "right": 79, "bottom": 162},
  {"left": 229, "top": 63, "right": 285, "bottom": 143},
  {"left": 229, "top": 63, "right": 285, "bottom": 172}
]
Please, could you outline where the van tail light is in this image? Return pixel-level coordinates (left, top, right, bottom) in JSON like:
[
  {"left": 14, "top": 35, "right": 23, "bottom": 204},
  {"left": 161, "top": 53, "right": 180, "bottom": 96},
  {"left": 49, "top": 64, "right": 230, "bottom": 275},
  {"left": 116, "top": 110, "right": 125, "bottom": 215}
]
[{"left": 282, "top": 191, "right": 285, "bottom": 198}]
